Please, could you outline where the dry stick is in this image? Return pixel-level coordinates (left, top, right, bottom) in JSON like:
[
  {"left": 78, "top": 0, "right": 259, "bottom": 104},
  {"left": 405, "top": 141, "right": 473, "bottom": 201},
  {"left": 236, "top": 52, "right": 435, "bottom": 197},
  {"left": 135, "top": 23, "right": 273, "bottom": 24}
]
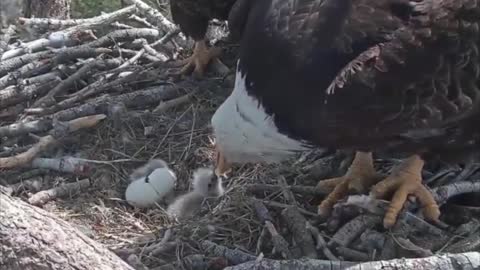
[
  {"left": 277, "top": 176, "right": 326, "bottom": 260},
  {"left": 1, "top": 39, "right": 56, "bottom": 61},
  {"left": 129, "top": 14, "right": 156, "bottom": 29},
  {"left": 143, "top": 42, "right": 169, "bottom": 61},
  {"left": 200, "top": 240, "right": 257, "bottom": 265},
  {"left": 246, "top": 184, "right": 330, "bottom": 197},
  {"left": 262, "top": 200, "right": 318, "bottom": 217},
  {"left": 148, "top": 229, "right": 176, "bottom": 257},
  {"left": 329, "top": 214, "right": 382, "bottom": 247},
  {"left": 223, "top": 259, "right": 352, "bottom": 270},
  {"left": 223, "top": 252, "right": 480, "bottom": 270},
  {"left": 18, "top": 5, "right": 136, "bottom": 30},
  {"left": 118, "top": 48, "right": 161, "bottom": 62},
  {"left": 30, "top": 156, "right": 93, "bottom": 175},
  {"left": 435, "top": 162, "right": 479, "bottom": 187},
  {"left": 111, "top": 22, "right": 134, "bottom": 29},
  {"left": 256, "top": 226, "right": 269, "bottom": 255},
  {"left": 0, "top": 136, "right": 55, "bottom": 169},
  {"left": 0, "top": 114, "right": 106, "bottom": 170},
  {"left": 125, "top": 0, "right": 181, "bottom": 36},
  {"left": 0, "top": 25, "right": 16, "bottom": 51},
  {"left": 0, "top": 102, "right": 106, "bottom": 138},
  {"left": 340, "top": 195, "right": 444, "bottom": 236},
  {"left": 444, "top": 233, "right": 480, "bottom": 253},
  {"left": 19, "top": 71, "right": 62, "bottom": 86},
  {"left": 0, "top": 50, "right": 53, "bottom": 77},
  {"left": 127, "top": 254, "right": 149, "bottom": 270},
  {"left": 152, "top": 29, "right": 180, "bottom": 48},
  {"left": 33, "top": 59, "right": 99, "bottom": 106},
  {"left": 251, "top": 199, "right": 292, "bottom": 259},
  {"left": 433, "top": 181, "right": 480, "bottom": 205},
  {"left": 0, "top": 59, "right": 56, "bottom": 90},
  {"left": 28, "top": 178, "right": 91, "bottom": 206},
  {"left": 152, "top": 92, "right": 193, "bottom": 113},
  {"left": 0, "top": 73, "right": 18, "bottom": 89},
  {"left": 34, "top": 58, "right": 126, "bottom": 114},
  {"left": 277, "top": 176, "right": 296, "bottom": 205},
  {"left": 52, "top": 47, "right": 112, "bottom": 65},
  {"left": 112, "top": 229, "right": 174, "bottom": 259},
  {"left": 14, "top": 59, "right": 53, "bottom": 79},
  {"left": 5, "top": 177, "right": 45, "bottom": 196},
  {"left": 52, "top": 85, "right": 180, "bottom": 121},
  {"left": 143, "top": 43, "right": 169, "bottom": 61},
  {"left": 395, "top": 237, "right": 433, "bottom": 257},
  {"left": 24, "top": 115, "right": 107, "bottom": 206},
  {"left": 336, "top": 246, "right": 370, "bottom": 261},
  {"left": 281, "top": 206, "right": 318, "bottom": 259},
  {"left": 305, "top": 222, "right": 338, "bottom": 261},
  {"left": 84, "top": 28, "right": 159, "bottom": 48},
  {"left": 0, "top": 78, "right": 61, "bottom": 108},
  {"left": 31, "top": 58, "right": 122, "bottom": 108},
  {"left": 50, "top": 78, "right": 124, "bottom": 113},
  {"left": 62, "top": 7, "right": 137, "bottom": 38},
  {"left": 0, "top": 29, "right": 94, "bottom": 61},
  {"left": 118, "top": 48, "right": 146, "bottom": 69},
  {"left": 0, "top": 104, "right": 24, "bottom": 120},
  {"left": 0, "top": 118, "right": 54, "bottom": 138}
]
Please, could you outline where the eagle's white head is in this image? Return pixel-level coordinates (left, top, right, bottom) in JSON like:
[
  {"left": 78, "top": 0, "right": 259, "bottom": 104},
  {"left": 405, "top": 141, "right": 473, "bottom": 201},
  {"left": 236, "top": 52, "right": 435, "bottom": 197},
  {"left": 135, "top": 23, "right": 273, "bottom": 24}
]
[{"left": 211, "top": 60, "right": 310, "bottom": 176}]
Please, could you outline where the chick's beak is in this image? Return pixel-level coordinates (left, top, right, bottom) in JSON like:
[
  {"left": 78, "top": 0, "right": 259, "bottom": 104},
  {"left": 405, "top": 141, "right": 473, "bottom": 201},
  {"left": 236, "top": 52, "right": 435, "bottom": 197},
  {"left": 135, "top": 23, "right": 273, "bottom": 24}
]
[{"left": 214, "top": 145, "right": 232, "bottom": 177}]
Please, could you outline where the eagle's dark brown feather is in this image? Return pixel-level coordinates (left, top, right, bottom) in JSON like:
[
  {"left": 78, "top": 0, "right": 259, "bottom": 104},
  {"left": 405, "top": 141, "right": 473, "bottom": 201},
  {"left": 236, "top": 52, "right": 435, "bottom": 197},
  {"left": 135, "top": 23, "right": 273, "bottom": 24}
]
[
  {"left": 169, "top": 0, "right": 250, "bottom": 77},
  {"left": 212, "top": 0, "right": 480, "bottom": 229},
  {"left": 169, "top": 0, "right": 245, "bottom": 41},
  {"left": 238, "top": 0, "right": 480, "bottom": 159}
]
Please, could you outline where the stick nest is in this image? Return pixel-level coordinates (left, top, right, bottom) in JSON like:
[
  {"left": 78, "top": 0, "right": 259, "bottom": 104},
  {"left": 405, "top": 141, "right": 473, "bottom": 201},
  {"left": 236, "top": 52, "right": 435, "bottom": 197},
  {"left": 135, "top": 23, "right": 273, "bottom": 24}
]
[{"left": 2, "top": 2, "right": 480, "bottom": 270}]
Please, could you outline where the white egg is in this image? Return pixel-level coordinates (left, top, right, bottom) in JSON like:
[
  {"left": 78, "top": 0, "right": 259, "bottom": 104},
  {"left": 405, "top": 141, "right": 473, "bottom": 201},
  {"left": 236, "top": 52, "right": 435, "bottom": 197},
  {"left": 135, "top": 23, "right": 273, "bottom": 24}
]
[{"left": 125, "top": 167, "right": 177, "bottom": 208}]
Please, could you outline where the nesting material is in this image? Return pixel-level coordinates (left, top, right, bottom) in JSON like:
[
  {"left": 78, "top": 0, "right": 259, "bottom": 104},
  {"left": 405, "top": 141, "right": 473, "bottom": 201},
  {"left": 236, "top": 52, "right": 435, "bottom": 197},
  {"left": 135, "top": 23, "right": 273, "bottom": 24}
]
[
  {"left": 167, "top": 167, "right": 225, "bottom": 221},
  {"left": 125, "top": 159, "right": 177, "bottom": 208}
]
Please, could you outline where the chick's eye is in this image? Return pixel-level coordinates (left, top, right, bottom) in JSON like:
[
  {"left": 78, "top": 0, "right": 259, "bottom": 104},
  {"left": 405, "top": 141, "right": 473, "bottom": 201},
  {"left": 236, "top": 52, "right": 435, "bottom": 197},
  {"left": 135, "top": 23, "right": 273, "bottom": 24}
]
[{"left": 208, "top": 183, "right": 213, "bottom": 188}]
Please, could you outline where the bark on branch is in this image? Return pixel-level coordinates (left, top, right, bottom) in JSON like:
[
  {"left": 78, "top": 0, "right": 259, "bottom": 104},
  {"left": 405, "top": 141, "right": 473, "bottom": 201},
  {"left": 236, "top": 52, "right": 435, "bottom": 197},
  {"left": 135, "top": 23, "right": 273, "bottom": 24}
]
[
  {"left": 0, "top": 192, "right": 135, "bottom": 270},
  {"left": 223, "top": 252, "right": 480, "bottom": 270}
]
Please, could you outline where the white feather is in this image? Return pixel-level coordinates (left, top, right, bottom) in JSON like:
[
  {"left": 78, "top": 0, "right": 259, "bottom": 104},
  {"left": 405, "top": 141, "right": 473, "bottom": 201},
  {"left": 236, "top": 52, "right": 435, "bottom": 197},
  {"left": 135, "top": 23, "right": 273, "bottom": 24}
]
[
  {"left": 211, "top": 60, "right": 310, "bottom": 164},
  {"left": 125, "top": 167, "right": 177, "bottom": 208}
]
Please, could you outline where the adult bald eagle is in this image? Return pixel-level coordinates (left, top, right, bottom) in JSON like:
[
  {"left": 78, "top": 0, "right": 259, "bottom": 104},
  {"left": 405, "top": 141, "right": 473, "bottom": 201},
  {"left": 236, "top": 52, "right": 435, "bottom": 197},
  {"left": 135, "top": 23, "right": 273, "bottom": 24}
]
[
  {"left": 169, "top": 0, "right": 251, "bottom": 77},
  {"left": 211, "top": 0, "right": 480, "bottom": 228}
]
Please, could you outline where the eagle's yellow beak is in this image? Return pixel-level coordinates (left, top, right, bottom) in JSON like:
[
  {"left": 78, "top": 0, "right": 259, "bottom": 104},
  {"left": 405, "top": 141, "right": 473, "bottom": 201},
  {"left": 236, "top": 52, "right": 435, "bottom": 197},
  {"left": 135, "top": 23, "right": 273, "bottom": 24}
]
[{"left": 214, "top": 144, "right": 232, "bottom": 177}]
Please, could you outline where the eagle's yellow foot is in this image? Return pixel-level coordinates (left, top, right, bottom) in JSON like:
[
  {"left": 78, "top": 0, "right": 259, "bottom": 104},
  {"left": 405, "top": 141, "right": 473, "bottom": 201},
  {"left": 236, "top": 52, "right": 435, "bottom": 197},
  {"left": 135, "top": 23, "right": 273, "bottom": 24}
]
[
  {"left": 370, "top": 155, "right": 440, "bottom": 228},
  {"left": 177, "top": 39, "right": 221, "bottom": 78},
  {"left": 317, "top": 152, "right": 383, "bottom": 217}
]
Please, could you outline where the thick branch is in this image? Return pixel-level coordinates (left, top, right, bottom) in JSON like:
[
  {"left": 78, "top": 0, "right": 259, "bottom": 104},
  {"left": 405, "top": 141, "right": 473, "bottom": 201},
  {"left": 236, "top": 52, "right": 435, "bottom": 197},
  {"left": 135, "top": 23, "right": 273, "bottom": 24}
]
[
  {"left": 53, "top": 85, "right": 180, "bottom": 121},
  {"left": 124, "top": 0, "right": 180, "bottom": 35},
  {"left": 223, "top": 252, "right": 480, "bottom": 270},
  {"left": 18, "top": 5, "right": 136, "bottom": 31},
  {"left": 0, "top": 192, "right": 134, "bottom": 270},
  {"left": 281, "top": 206, "right": 317, "bottom": 258}
]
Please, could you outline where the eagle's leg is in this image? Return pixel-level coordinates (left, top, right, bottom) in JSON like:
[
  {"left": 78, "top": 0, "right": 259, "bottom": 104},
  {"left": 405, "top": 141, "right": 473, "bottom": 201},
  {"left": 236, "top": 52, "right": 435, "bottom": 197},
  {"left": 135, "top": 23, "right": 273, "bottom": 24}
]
[
  {"left": 178, "top": 39, "right": 221, "bottom": 78},
  {"left": 370, "top": 154, "right": 440, "bottom": 228},
  {"left": 317, "top": 151, "right": 383, "bottom": 216}
]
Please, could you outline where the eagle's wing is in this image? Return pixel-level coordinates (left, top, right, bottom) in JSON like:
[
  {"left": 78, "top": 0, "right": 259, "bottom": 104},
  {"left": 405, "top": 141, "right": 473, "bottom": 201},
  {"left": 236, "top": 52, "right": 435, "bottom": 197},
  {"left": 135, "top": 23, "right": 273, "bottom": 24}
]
[
  {"left": 228, "top": 0, "right": 253, "bottom": 42},
  {"left": 170, "top": 0, "right": 213, "bottom": 39},
  {"left": 247, "top": 0, "right": 480, "bottom": 147}
]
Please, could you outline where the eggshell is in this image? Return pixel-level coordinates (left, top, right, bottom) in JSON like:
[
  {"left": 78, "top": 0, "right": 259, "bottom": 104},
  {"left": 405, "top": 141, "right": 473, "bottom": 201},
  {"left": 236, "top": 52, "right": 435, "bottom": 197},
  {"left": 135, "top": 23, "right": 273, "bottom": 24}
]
[{"left": 125, "top": 167, "right": 176, "bottom": 208}]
